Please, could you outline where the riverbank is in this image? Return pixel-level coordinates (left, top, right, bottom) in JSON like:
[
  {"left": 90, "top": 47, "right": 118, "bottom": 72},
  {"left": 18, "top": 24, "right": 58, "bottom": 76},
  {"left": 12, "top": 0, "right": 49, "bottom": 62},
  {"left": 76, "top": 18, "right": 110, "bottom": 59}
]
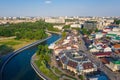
[
  {"left": 0, "top": 36, "right": 52, "bottom": 80},
  {"left": 31, "top": 37, "right": 62, "bottom": 80},
  {"left": 31, "top": 33, "right": 61, "bottom": 80},
  {"left": 0, "top": 38, "right": 36, "bottom": 57},
  {"left": 45, "top": 30, "right": 61, "bottom": 35},
  {"left": 31, "top": 53, "right": 51, "bottom": 80}
]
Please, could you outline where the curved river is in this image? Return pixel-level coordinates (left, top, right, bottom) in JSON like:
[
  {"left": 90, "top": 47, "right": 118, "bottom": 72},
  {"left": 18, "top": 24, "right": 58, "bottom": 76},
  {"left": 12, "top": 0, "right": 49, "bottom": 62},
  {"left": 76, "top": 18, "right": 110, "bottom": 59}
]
[{"left": 2, "top": 34, "right": 61, "bottom": 80}]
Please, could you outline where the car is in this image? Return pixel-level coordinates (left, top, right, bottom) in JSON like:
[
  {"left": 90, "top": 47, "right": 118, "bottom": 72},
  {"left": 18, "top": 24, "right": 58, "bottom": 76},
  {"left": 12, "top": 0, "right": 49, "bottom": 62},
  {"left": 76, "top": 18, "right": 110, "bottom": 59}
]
[{"left": 56, "top": 56, "right": 59, "bottom": 61}]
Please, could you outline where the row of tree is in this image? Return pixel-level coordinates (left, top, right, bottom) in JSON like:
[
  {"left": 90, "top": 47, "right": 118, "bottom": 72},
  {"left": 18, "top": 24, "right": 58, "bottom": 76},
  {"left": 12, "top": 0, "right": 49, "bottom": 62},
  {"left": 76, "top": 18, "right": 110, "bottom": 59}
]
[
  {"left": 80, "top": 28, "right": 98, "bottom": 35},
  {"left": 0, "top": 20, "right": 60, "bottom": 40},
  {"left": 37, "top": 45, "right": 51, "bottom": 64},
  {"left": 114, "top": 19, "right": 120, "bottom": 25}
]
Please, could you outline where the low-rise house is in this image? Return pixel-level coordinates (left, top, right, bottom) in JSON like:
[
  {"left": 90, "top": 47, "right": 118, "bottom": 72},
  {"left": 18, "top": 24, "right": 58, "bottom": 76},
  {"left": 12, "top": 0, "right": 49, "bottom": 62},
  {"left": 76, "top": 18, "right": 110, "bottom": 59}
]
[
  {"left": 100, "top": 58, "right": 109, "bottom": 64},
  {"left": 95, "top": 33, "right": 104, "bottom": 39},
  {"left": 67, "top": 60, "right": 78, "bottom": 74},
  {"left": 54, "top": 47, "right": 65, "bottom": 55},
  {"left": 107, "top": 31, "right": 120, "bottom": 37},
  {"left": 70, "top": 24, "right": 81, "bottom": 28},
  {"left": 90, "top": 48, "right": 99, "bottom": 53},
  {"left": 53, "top": 25, "right": 64, "bottom": 30},
  {"left": 59, "top": 50, "right": 97, "bottom": 74},
  {"left": 113, "top": 44, "right": 120, "bottom": 50},
  {"left": 111, "top": 36, "right": 120, "bottom": 43},
  {"left": 106, "top": 60, "right": 120, "bottom": 71},
  {"left": 82, "top": 62, "right": 97, "bottom": 73},
  {"left": 112, "top": 27, "right": 120, "bottom": 32},
  {"left": 94, "top": 52, "right": 111, "bottom": 58},
  {"left": 103, "top": 28, "right": 112, "bottom": 32},
  {"left": 113, "top": 44, "right": 120, "bottom": 54},
  {"left": 104, "top": 47, "right": 112, "bottom": 52}
]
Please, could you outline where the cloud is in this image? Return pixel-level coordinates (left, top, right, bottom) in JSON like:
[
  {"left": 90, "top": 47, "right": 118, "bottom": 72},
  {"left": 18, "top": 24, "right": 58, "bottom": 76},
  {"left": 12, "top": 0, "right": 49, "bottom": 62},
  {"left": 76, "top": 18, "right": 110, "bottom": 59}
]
[{"left": 45, "top": 0, "right": 52, "bottom": 4}]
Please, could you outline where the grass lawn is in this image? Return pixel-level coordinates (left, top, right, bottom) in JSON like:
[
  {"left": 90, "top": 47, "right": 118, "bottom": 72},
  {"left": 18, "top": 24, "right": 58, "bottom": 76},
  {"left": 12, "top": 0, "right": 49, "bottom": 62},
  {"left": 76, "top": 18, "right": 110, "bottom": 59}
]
[
  {"left": 0, "top": 39, "right": 35, "bottom": 50},
  {"left": 35, "top": 59, "right": 77, "bottom": 80},
  {"left": 35, "top": 60, "right": 59, "bottom": 80},
  {"left": 62, "top": 74, "right": 77, "bottom": 80},
  {"left": 52, "top": 67, "right": 63, "bottom": 75}
]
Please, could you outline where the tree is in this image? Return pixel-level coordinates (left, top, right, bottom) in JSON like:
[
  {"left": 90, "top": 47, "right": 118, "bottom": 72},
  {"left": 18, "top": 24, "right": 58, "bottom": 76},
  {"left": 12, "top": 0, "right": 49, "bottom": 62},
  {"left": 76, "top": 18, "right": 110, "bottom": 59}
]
[
  {"left": 37, "top": 45, "right": 51, "bottom": 66},
  {"left": 0, "top": 20, "right": 57, "bottom": 40},
  {"left": 114, "top": 19, "right": 120, "bottom": 25},
  {"left": 0, "top": 45, "right": 14, "bottom": 56},
  {"left": 63, "top": 25, "right": 70, "bottom": 29},
  {"left": 62, "top": 32, "right": 67, "bottom": 39}
]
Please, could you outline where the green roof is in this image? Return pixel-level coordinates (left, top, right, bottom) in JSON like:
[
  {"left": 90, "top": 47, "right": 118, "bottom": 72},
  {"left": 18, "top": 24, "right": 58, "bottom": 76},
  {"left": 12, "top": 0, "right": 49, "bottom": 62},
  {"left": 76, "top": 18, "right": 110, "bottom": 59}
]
[
  {"left": 114, "top": 37, "right": 120, "bottom": 40},
  {"left": 112, "top": 60, "right": 120, "bottom": 64},
  {"left": 106, "top": 34, "right": 117, "bottom": 37}
]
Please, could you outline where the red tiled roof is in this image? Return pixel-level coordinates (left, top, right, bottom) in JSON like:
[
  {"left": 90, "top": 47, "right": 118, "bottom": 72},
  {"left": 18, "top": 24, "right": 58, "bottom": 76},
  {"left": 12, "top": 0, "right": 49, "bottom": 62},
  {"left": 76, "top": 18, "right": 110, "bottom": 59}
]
[
  {"left": 67, "top": 60, "right": 78, "bottom": 68},
  {"left": 82, "top": 62, "right": 94, "bottom": 70},
  {"left": 102, "top": 32, "right": 107, "bottom": 34},
  {"left": 114, "top": 44, "right": 120, "bottom": 49},
  {"left": 100, "top": 58, "right": 109, "bottom": 64},
  {"left": 95, "top": 52, "right": 111, "bottom": 55}
]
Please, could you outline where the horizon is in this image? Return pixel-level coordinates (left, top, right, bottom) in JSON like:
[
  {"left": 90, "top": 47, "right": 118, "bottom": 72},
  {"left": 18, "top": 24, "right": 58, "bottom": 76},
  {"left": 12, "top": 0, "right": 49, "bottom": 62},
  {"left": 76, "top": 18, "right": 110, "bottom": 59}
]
[{"left": 0, "top": 0, "right": 120, "bottom": 17}]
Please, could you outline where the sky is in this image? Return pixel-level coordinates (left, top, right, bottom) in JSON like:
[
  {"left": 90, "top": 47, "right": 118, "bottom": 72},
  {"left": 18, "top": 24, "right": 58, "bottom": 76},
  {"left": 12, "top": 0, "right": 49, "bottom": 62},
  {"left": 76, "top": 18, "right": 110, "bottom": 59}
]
[{"left": 0, "top": 0, "right": 120, "bottom": 17}]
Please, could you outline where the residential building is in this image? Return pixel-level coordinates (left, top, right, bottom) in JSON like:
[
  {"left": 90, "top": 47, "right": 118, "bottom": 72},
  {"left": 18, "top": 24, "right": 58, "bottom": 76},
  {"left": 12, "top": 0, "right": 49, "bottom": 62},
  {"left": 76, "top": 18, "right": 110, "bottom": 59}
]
[
  {"left": 45, "top": 18, "right": 65, "bottom": 23},
  {"left": 70, "top": 24, "right": 81, "bottom": 28},
  {"left": 83, "top": 21, "right": 98, "bottom": 30}
]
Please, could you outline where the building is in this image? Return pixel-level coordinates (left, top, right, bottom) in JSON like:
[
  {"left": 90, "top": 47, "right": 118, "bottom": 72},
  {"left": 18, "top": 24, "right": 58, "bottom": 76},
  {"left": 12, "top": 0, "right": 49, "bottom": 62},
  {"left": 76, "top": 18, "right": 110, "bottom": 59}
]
[
  {"left": 95, "top": 52, "right": 111, "bottom": 58},
  {"left": 106, "top": 60, "right": 120, "bottom": 71},
  {"left": 53, "top": 25, "right": 64, "bottom": 30},
  {"left": 113, "top": 44, "right": 120, "bottom": 52},
  {"left": 111, "top": 36, "right": 120, "bottom": 43},
  {"left": 83, "top": 21, "right": 98, "bottom": 30},
  {"left": 45, "top": 18, "right": 65, "bottom": 23},
  {"left": 59, "top": 50, "right": 97, "bottom": 74},
  {"left": 70, "top": 24, "right": 81, "bottom": 28},
  {"left": 95, "top": 33, "right": 104, "bottom": 39},
  {"left": 67, "top": 60, "right": 78, "bottom": 74},
  {"left": 82, "top": 62, "right": 97, "bottom": 73}
]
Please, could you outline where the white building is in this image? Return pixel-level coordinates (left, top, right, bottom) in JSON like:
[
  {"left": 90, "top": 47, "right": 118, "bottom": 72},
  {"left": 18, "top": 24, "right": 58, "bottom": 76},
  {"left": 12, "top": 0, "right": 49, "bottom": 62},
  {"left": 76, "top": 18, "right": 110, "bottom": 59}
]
[
  {"left": 70, "top": 24, "right": 81, "bottom": 28},
  {"left": 112, "top": 28, "right": 120, "bottom": 32},
  {"left": 45, "top": 18, "right": 65, "bottom": 23},
  {"left": 53, "top": 25, "right": 64, "bottom": 30},
  {"left": 104, "top": 47, "right": 112, "bottom": 52},
  {"left": 95, "top": 33, "right": 104, "bottom": 39},
  {"left": 107, "top": 31, "right": 120, "bottom": 36}
]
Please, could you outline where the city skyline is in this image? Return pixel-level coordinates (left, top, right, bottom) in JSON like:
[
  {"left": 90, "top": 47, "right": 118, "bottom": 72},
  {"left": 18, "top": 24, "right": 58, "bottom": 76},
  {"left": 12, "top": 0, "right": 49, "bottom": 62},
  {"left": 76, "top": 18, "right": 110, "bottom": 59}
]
[{"left": 0, "top": 0, "right": 120, "bottom": 17}]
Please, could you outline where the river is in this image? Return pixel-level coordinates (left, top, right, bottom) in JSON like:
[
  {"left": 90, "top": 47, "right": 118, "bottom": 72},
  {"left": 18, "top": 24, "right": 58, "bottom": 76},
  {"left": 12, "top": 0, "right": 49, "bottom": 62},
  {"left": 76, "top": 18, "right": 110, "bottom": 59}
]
[{"left": 1, "top": 34, "right": 61, "bottom": 80}]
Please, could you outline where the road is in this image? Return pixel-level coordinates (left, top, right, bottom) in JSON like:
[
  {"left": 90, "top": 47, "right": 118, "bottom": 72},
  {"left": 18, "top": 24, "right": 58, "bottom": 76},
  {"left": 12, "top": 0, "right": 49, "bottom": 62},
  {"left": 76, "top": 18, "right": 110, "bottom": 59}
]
[{"left": 79, "top": 34, "right": 120, "bottom": 80}]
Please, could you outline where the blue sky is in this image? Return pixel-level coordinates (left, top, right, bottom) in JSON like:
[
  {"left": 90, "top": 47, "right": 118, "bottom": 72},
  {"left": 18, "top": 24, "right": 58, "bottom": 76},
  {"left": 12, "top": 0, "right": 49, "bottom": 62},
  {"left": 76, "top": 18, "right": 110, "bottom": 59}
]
[{"left": 0, "top": 0, "right": 120, "bottom": 17}]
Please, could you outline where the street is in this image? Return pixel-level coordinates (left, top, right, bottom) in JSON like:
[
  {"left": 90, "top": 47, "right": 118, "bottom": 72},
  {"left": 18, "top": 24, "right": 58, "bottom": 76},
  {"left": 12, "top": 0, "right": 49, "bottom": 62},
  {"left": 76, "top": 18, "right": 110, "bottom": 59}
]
[{"left": 79, "top": 34, "right": 120, "bottom": 80}]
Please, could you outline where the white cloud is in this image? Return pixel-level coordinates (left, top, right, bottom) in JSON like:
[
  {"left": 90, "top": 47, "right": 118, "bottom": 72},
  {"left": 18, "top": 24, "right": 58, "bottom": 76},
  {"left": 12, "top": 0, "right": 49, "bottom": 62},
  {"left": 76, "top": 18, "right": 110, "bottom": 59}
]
[{"left": 45, "top": 0, "right": 52, "bottom": 4}]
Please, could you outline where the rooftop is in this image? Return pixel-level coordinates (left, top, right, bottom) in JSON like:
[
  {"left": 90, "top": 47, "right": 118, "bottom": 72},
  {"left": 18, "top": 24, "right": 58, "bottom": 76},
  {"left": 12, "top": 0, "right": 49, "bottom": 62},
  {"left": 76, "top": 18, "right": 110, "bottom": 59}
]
[
  {"left": 67, "top": 60, "right": 78, "bottom": 68},
  {"left": 114, "top": 44, "right": 120, "bottom": 49},
  {"left": 82, "top": 62, "right": 94, "bottom": 70}
]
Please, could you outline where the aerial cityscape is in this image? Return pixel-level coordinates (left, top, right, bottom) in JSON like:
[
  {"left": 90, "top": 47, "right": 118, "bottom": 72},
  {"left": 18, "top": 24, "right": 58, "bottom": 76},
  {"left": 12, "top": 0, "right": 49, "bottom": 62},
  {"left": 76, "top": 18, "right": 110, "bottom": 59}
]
[{"left": 0, "top": 0, "right": 120, "bottom": 80}]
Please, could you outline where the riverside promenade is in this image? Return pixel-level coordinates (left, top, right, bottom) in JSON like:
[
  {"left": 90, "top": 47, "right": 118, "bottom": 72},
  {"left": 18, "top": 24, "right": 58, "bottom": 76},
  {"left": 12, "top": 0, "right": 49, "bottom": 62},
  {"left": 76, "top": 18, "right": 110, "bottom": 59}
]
[
  {"left": 0, "top": 36, "right": 52, "bottom": 80},
  {"left": 31, "top": 54, "right": 51, "bottom": 80}
]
